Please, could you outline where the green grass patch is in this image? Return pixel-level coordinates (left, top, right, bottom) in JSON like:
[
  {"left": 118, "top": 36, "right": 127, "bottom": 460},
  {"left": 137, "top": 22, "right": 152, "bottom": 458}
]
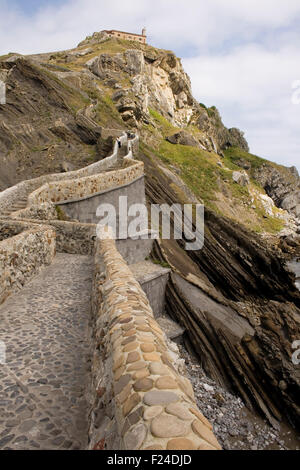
[
  {"left": 151, "top": 259, "right": 171, "bottom": 269},
  {"left": 156, "top": 140, "right": 219, "bottom": 209},
  {"left": 148, "top": 108, "right": 178, "bottom": 137},
  {"left": 85, "top": 145, "right": 98, "bottom": 161},
  {"left": 224, "top": 147, "right": 266, "bottom": 174},
  {"left": 207, "top": 106, "right": 217, "bottom": 117},
  {"left": 252, "top": 207, "right": 284, "bottom": 234},
  {"left": 55, "top": 206, "right": 68, "bottom": 221},
  {"left": 95, "top": 94, "right": 123, "bottom": 126},
  {"left": 85, "top": 88, "right": 100, "bottom": 101}
]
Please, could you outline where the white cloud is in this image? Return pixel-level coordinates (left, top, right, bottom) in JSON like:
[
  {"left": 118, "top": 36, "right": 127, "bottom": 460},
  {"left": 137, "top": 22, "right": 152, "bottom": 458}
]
[
  {"left": 183, "top": 43, "right": 300, "bottom": 169},
  {"left": 0, "top": 0, "right": 299, "bottom": 170}
]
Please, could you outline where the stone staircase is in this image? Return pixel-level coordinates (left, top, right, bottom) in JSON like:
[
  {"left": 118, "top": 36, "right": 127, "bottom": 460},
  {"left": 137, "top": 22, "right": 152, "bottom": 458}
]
[
  {"left": 0, "top": 253, "right": 93, "bottom": 450},
  {"left": 1, "top": 196, "right": 28, "bottom": 217},
  {"left": 0, "top": 130, "right": 207, "bottom": 451}
]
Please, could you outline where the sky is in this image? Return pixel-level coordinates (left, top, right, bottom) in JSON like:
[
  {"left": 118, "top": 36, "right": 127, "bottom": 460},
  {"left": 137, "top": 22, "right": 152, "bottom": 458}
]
[{"left": 0, "top": 0, "right": 300, "bottom": 171}]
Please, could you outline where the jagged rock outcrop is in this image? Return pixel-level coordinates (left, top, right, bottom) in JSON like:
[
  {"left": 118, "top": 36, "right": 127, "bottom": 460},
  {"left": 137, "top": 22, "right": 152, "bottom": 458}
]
[
  {"left": 1, "top": 33, "right": 299, "bottom": 436},
  {"left": 232, "top": 171, "right": 250, "bottom": 186},
  {"left": 78, "top": 31, "right": 110, "bottom": 48},
  {"left": 84, "top": 44, "right": 249, "bottom": 155},
  {"left": 190, "top": 106, "right": 249, "bottom": 154},
  {"left": 0, "top": 58, "right": 92, "bottom": 188},
  {"left": 0, "top": 56, "right": 125, "bottom": 190},
  {"left": 87, "top": 48, "right": 195, "bottom": 128},
  {"left": 254, "top": 164, "right": 300, "bottom": 219},
  {"left": 0, "top": 36, "right": 251, "bottom": 192},
  {"left": 166, "top": 131, "right": 200, "bottom": 147},
  {"left": 281, "top": 192, "right": 300, "bottom": 218},
  {"left": 141, "top": 147, "right": 300, "bottom": 429}
]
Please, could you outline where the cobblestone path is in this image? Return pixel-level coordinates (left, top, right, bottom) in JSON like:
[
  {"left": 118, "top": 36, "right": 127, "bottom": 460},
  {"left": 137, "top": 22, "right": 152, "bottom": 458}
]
[{"left": 0, "top": 254, "right": 93, "bottom": 450}]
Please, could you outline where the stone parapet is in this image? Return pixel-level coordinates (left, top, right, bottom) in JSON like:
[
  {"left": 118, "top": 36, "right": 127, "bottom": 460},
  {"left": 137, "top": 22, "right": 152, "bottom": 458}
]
[
  {"left": 28, "top": 161, "right": 144, "bottom": 206},
  {"left": 11, "top": 202, "right": 57, "bottom": 221},
  {"left": 0, "top": 131, "right": 128, "bottom": 215},
  {"left": 88, "top": 233, "right": 222, "bottom": 450},
  {"left": 0, "top": 225, "right": 56, "bottom": 304},
  {"left": 0, "top": 219, "right": 157, "bottom": 262}
]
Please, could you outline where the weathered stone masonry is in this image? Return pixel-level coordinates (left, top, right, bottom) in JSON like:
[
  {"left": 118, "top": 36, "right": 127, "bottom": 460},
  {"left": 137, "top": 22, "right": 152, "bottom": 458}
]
[
  {"left": 0, "top": 226, "right": 56, "bottom": 304},
  {"left": 0, "top": 130, "right": 222, "bottom": 450},
  {"left": 0, "top": 130, "right": 128, "bottom": 215},
  {"left": 88, "top": 229, "right": 222, "bottom": 450},
  {"left": 28, "top": 161, "right": 144, "bottom": 206}
]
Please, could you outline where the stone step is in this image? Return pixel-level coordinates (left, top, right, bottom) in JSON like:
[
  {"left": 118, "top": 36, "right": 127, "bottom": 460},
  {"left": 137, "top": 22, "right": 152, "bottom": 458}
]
[
  {"left": 130, "top": 260, "right": 171, "bottom": 318},
  {"left": 156, "top": 314, "right": 185, "bottom": 344},
  {"left": 11, "top": 203, "right": 27, "bottom": 208}
]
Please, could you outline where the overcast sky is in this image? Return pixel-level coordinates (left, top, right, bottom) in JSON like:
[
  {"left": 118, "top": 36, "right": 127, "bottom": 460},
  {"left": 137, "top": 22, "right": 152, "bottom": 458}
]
[{"left": 0, "top": 0, "right": 300, "bottom": 171}]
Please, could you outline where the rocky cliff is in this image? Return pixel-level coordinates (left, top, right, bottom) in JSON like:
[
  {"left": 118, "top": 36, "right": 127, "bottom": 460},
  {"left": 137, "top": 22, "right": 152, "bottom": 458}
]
[
  {"left": 254, "top": 164, "right": 300, "bottom": 218},
  {"left": 142, "top": 145, "right": 300, "bottom": 429},
  {"left": 0, "top": 34, "right": 299, "bottom": 432},
  {"left": 0, "top": 35, "right": 250, "bottom": 189},
  {"left": 84, "top": 40, "right": 249, "bottom": 156}
]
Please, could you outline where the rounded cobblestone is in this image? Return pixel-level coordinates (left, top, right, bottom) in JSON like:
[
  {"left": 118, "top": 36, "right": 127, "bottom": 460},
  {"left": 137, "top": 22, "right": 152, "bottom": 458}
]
[
  {"left": 124, "top": 423, "right": 147, "bottom": 450},
  {"left": 167, "top": 438, "right": 196, "bottom": 450},
  {"left": 151, "top": 414, "right": 190, "bottom": 438},
  {"left": 133, "top": 378, "right": 153, "bottom": 392},
  {"left": 192, "top": 420, "right": 221, "bottom": 449},
  {"left": 156, "top": 376, "right": 178, "bottom": 390},
  {"left": 143, "top": 390, "right": 180, "bottom": 406},
  {"left": 0, "top": 254, "right": 92, "bottom": 450},
  {"left": 143, "top": 406, "right": 163, "bottom": 420}
]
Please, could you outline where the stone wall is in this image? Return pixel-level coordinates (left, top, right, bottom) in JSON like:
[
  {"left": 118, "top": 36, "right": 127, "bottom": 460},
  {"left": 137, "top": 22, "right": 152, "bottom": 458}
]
[
  {"left": 130, "top": 261, "right": 171, "bottom": 318},
  {"left": 0, "top": 219, "right": 157, "bottom": 264},
  {"left": 60, "top": 175, "right": 145, "bottom": 224},
  {"left": 0, "top": 226, "right": 56, "bottom": 304},
  {"left": 88, "top": 231, "right": 222, "bottom": 450},
  {"left": 11, "top": 203, "right": 57, "bottom": 221},
  {"left": 116, "top": 234, "right": 156, "bottom": 265},
  {"left": 104, "top": 30, "right": 147, "bottom": 44},
  {"left": 28, "top": 160, "right": 143, "bottom": 206},
  {"left": 0, "top": 131, "right": 128, "bottom": 214}
]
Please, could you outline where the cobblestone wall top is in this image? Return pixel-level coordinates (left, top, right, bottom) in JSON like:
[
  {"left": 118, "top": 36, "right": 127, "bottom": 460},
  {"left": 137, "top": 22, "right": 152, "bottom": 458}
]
[
  {"left": 28, "top": 161, "right": 144, "bottom": 206},
  {"left": 88, "top": 229, "right": 222, "bottom": 450},
  {"left": 0, "top": 131, "right": 130, "bottom": 214},
  {"left": 0, "top": 225, "right": 56, "bottom": 304}
]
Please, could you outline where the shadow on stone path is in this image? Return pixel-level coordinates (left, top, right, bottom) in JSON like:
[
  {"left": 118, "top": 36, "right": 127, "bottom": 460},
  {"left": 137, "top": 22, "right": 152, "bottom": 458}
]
[{"left": 0, "top": 254, "right": 93, "bottom": 450}]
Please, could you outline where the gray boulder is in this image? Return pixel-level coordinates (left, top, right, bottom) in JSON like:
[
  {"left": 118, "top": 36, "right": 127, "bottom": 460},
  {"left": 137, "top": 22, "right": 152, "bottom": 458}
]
[
  {"left": 232, "top": 171, "right": 250, "bottom": 186},
  {"left": 281, "top": 191, "right": 300, "bottom": 218},
  {"left": 166, "top": 131, "right": 200, "bottom": 148}
]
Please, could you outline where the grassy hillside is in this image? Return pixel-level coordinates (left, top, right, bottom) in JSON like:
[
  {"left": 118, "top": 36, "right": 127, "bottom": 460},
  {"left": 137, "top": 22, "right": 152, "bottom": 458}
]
[
  {"left": 0, "top": 37, "right": 290, "bottom": 234},
  {"left": 140, "top": 108, "right": 285, "bottom": 234}
]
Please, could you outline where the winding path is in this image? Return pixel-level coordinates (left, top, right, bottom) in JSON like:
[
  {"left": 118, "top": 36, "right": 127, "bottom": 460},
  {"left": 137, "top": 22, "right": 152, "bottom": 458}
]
[{"left": 0, "top": 254, "right": 92, "bottom": 450}]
